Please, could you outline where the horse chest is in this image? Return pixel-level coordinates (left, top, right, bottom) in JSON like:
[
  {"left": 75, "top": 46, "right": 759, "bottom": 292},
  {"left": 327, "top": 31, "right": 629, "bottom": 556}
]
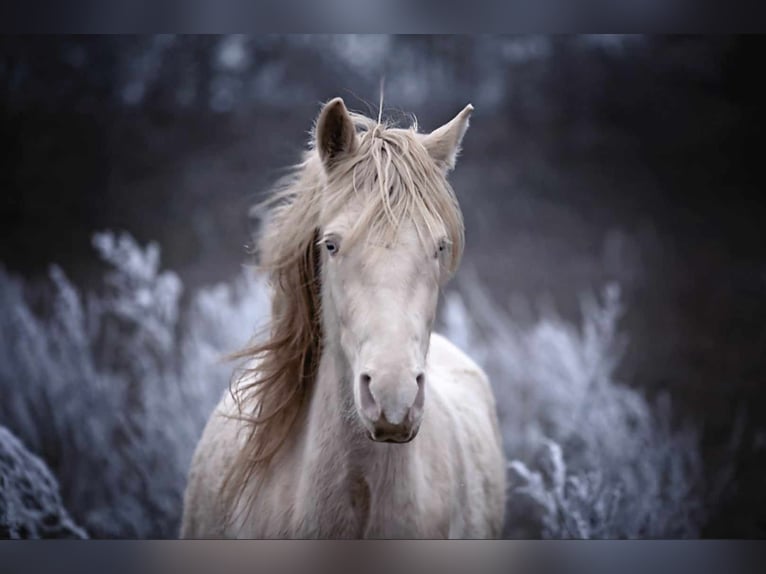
[
  {"left": 287, "top": 464, "right": 447, "bottom": 538},
  {"left": 348, "top": 471, "right": 372, "bottom": 536}
]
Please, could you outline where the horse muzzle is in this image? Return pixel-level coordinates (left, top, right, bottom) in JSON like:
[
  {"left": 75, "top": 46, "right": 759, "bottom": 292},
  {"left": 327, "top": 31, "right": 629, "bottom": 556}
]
[{"left": 357, "top": 369, "right": 425, "bottom": 444}]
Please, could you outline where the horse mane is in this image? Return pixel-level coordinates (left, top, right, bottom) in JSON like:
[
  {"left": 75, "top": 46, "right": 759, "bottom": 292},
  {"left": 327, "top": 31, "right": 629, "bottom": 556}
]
[{"left": 220, "top": 106, "right": 466, "bottom": 523}]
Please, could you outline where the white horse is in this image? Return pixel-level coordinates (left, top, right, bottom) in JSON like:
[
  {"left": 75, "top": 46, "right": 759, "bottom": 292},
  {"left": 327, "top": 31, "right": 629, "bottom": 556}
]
[{"left": 181, "top": 98, "right": 506, "bottom": 538}]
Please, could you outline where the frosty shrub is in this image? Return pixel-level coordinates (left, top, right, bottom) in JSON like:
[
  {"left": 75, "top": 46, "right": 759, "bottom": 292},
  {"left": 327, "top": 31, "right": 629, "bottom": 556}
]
[
  {"left": 0, "top": 425, "right": 87, "bottom": 539},
  {"left": 0, "top": 232, "right": 268, "bottom": 537},
  {"left": 442, "top": 276, "right": 706, "bottom": 538},
  {"left": 0, "top": 231, "right": 707, "bottom": 538}
]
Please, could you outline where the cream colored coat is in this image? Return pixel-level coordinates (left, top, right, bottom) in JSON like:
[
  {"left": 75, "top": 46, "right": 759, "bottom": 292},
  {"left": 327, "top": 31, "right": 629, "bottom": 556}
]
[
  {"left": 181, "top": 333, "right": 506, "bottom": 538},
  {"left": 181, "top": 97, "right": 507, "bottom": 539}
]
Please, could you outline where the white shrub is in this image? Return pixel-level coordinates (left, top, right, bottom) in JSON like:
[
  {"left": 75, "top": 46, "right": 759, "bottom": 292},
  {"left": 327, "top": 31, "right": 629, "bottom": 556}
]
[
  {"left": 0, "top": 232, "right": 268, "bottom": 537},
  {"left": 0, "top": 232, "right": 708, "bottom": 538},
  {"left": 443, "top": 276, "right": 706, "bottom": 538}
]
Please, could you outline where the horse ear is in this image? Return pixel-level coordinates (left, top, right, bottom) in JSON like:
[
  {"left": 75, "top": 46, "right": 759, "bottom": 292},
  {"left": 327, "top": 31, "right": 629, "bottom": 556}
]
[
  {"left": 315, "top": 97, "right": 357, "bottom": 168},
  {"left": 421, "top": 104, "right": 474, "bottom": 172}
]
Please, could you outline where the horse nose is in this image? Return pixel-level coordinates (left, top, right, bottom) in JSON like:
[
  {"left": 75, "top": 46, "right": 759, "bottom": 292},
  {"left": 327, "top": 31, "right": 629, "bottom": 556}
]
[{"left": 359, "top": 372, "right": 425, "bottom": 442}]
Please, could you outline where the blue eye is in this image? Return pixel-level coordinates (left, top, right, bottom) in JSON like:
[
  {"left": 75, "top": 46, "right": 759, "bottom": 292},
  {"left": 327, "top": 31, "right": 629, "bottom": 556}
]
[
  {"left": 435, "top": 239, "right": 447, "bottom": 259},
  {"left": 325, "top": 240, "right": 339, "bottom": 255}
]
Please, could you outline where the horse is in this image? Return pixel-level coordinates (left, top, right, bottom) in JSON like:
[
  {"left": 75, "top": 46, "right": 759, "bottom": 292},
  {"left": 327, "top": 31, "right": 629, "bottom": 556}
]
[{"left": 180, "top": 97, "right": 507, "bottom": 538}]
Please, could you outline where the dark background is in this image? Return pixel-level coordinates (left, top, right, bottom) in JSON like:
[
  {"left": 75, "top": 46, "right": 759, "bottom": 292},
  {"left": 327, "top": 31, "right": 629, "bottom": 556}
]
[{"left": 1, "top": 35, "right": 765, "bottom": 536}]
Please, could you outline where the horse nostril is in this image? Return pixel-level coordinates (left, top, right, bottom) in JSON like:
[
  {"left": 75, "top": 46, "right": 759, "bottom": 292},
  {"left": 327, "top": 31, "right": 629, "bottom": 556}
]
[
  {"left": 413, "top": 372, "right": 426, "bottom": 413},
  {"left": 359, "top": 373, "right": 378, "bottom": 419}
]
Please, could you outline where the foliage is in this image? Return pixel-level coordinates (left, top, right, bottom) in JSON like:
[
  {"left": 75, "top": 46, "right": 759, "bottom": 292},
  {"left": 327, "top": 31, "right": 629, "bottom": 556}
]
[
  {"left": 443, "top": 277, "right": 706, "bottom": 538},
  {"left": 0, "top": 425, "right": 87, "bottom": 539},
  {"left": 0, "top": 232, "right": 267, "bottom": 537},
  {"left": 0, "top": 232, "right": 707, "bottom": 538}
]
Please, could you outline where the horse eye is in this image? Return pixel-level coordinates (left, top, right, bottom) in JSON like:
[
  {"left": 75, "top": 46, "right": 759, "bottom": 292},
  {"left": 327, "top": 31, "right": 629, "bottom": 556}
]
[
  {"left": 325, "top": 240, "right": 339, "bottom": 255},
  {"left": 435, "top": 239, "right": 447, "bottom": 258}
]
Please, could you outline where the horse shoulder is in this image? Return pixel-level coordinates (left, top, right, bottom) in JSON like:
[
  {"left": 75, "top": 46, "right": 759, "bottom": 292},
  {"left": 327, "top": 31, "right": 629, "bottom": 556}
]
[
  {"left": 180, "top": 388, "right": 245, "bottom": 538},
  {"left": 428, "top": 332, "right": 493, "bottom": 400},
  {"left": 182, "top": 368, "right": 307, "bottom": 538},
  {"left": 426, "top": 332, "right": 507, "bottom": 537}
]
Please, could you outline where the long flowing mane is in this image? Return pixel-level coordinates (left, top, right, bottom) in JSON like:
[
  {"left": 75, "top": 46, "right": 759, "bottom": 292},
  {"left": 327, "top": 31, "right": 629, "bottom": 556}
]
[{"left": 220, "top": 108, "right": 466, "bottom": 521}]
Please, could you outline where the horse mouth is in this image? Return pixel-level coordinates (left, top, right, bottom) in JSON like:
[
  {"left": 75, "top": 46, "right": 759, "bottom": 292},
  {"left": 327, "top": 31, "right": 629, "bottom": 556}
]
[{"left": 368, "top": 429, "right": 418, "bottom": 444}]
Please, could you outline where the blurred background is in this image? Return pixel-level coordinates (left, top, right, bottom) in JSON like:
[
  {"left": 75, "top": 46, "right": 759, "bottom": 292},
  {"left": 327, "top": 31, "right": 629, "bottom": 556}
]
[{"left": 1, "top": 35, "right": 765, "bottom": 538}]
